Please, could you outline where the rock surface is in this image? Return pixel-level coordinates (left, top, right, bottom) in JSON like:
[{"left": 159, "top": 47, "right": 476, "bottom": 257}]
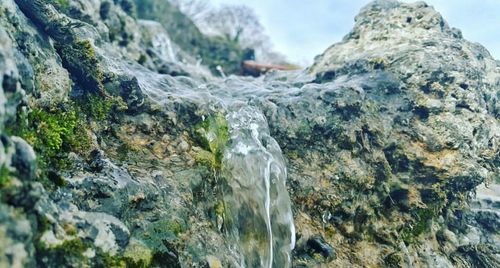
[{"left": 0, "top": 0, "right": 498, "bottom": 267}]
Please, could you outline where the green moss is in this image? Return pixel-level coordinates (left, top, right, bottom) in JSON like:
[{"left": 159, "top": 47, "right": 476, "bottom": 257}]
[
  {"left": 37, "top": 216, "right": 52, "bottom": 233},
  {"left": 56, "top": 40, "right": 104, "bottom": 94},
  {"left": 4, "top": 100, "right": 94, "bottom": 187},
  {"left": 24, "top": 106, "right": 78, "bottom": 155},
  {"left": 384, "top": 252, "right": 403, "bottom": 268},
  {"left": 75, "top": 93, "right": 125, "bottom": 121},
  {"left": 37, "top": 238, "right": 131, "bottom": 268},
  {"left": 214, "top": 200, "right": 225, "bottom": 218},
  {"left": 18, "top": 105, "right": 89, "bottom": 167},
  {"left": 123, "top": 239, "right": 153, "bottom": 268},
  {"left": 194, "top": 113, "right": 229, "bottom": 171},
  {"left": 164, "top": 220, "right": 183, "bottom": 236},
  {"left": 400, "top": 208, "right": 435, "bottom": 245},
  {"left": 286, "top": 150, "right": 300, "bottom": 159},
  {"left": 4, "top": 88, "right": 127, "bottom": 188},
  {"left": 94, "top": 250, "right": 126, "bottom": 268},
  {"left": 63, "top": 223, "right": 78, "bottom": 236},
  {"left": 0, "top": 165, "right": 12, "bottom": 189},
  {"left": 37, "top": 239, "right": 89, "bottom": 267},
  {"left": 116, "top": 143, "right": 131, "bottom": 161},
  {"left": 137, "top": 54, "right": 147, "bottom": 65},
  {"left": 49, "top": 0, "right": 70, "bottom": 9}
]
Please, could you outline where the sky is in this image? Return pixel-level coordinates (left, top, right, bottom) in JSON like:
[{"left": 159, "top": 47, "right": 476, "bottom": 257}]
[{"left": 211, "top": 0, "right": 500, "bottom": 65}]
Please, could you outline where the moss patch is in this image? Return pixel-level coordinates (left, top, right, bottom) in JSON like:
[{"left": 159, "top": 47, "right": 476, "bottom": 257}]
[
  {"left": 4, "top": 86, "right": 127, "bottom": 188},
  {"left": 36, "top": 239, "right": 90, "bottom": 267},
  {"left": 51, "top": 0, "right": 70, "bottom": 10},
  {"left": 36, "top": 238, "right": 132, "bottom": 268},
  {"left": 193, "top": 113, "right": 229, "bottom": 171},
  {"left": 75, "top": 93, "right": 126, "bottom": 122},
  {"left": 138, "top": 219, "right": 183, "bottom": 250},
  {"left": 400, "top": 208, "right": 435, "bottom": 245},
  {"left": 7, "top": 103, "right": 90, "bottom": 177},
  {"left": 0, "top": 165, "right": 12, "bottom": 189},
  {"left": 123, "top": 239, "right": 153, "bottom": 268}
]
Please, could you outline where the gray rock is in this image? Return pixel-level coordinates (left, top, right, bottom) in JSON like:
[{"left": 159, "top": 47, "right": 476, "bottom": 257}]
[{"left": 11, "top": 136, "right": 36, "bottom": 180}]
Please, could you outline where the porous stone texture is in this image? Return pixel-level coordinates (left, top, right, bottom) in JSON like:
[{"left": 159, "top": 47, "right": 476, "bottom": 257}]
[
  {"left": 289, "top": 0, "right": 500, "bottom": 266},
  {"left": 0, "top": 16, "right": 35, "bottom": 268},
  {"left": 0, "top": 0, "right": 498, "bottom": 267}
]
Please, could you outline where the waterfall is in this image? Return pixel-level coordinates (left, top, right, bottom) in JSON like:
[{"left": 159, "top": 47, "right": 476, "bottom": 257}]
[
  {"left": 152, "top": 31, "right": 177, "bottom": 63},
  {"left": 222, "top": 105, "right": 295, "bottom": 268}
]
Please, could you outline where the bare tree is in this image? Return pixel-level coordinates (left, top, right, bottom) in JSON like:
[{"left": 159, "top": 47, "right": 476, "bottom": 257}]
[
  {"left": 170, "top": 1, "right": 288, "bottom": 64},
  {"left": 201, "top": 5, "right": 264, "bottom": 47}
]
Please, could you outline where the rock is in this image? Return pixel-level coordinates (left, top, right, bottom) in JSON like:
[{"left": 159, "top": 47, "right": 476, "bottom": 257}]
[
  {"left": 451, "top": 244, "right": 500, "bottom": 268},
  {"left": 11, "top": 136, "right": 36, "bottom": 180},
  {"left": 119, "top": 77, "right": 147, "bottom": 114},
  {"left": 306, "top": 235, "right": 336, "bottom": 260},
  {"left": 123, "top": 238, "right": 153, "bottom": 267},
  {"left": 206, "top": 255, "right": 222, "bottom": 268},
  {"left": 0, "top": 0, "right": 498, "bottom": 267},
  {"left": 474, "top": 211, "right": 500, "bottom": 233},
  {"left": 0, "top": 12, "right": 36, "bottom": 267},
  {"left": 0, "top": 204, "right": 33, "bottom": 268},
  {"left": 384, "top": 251, "right": 404, "bottom": 268}
]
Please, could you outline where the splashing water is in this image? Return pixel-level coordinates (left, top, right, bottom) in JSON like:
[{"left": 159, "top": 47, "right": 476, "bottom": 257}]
[{"left": 222, "top": 105, "right": 295, "bottom": 268}]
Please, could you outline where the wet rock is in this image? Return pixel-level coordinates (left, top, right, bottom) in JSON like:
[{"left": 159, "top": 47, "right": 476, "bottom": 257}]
[{"left": 88, "top": 149, "right": 106, "bottom": 172}]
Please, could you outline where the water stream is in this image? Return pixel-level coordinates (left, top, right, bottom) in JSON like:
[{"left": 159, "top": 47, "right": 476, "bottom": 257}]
[
  {"left": 223, "top": 105, "right": 295, "bottom": 268},
  {"left": 100, "top": 47, "right": 297, "bottom": 266}
]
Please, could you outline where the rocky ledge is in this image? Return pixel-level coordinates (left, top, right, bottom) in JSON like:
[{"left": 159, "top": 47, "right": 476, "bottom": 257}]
[{"left": 0, "top": 0, "right": 499, "bottom": 267}]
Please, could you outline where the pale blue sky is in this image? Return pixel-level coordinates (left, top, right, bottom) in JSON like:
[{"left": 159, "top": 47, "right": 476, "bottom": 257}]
[{"left": 212, "top": 0, "right": 500, "bottom": 65}]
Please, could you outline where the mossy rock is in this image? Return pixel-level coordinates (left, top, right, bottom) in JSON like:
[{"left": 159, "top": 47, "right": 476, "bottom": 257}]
[
  {"left": 0, "top": 165, "right": 13, "bottom": 189},
  {"left": 55, "top": 40, "right": 104, "bottom": 94},
  {"left": 134, "top": 219, "right": 184, "bottom": 267},
  {"left": 4, "top": 91, "right": 124, "bottom": 188},
  {"left": 123, "top": 238, "right": 153, "bottom": 268},
  {"left": 399, "top": 208, "right": 435, "bottom": 245},
  {"left": 384, "top": 252, "right": 404, "bottom": 268},
  {"left": 193, "top": 113, "right": 229, "bottom": 171},
  {"left": 36, "top": 239, "right": 90, "bottom": 267}
]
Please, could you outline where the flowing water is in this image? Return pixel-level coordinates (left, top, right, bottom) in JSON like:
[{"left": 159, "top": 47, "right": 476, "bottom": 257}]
[
  {"left": 223, "top": 105, "right": 295, "bottom": 268},
  {"left": 101, "top": 45, "right": 297, "bottom": 267}
]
